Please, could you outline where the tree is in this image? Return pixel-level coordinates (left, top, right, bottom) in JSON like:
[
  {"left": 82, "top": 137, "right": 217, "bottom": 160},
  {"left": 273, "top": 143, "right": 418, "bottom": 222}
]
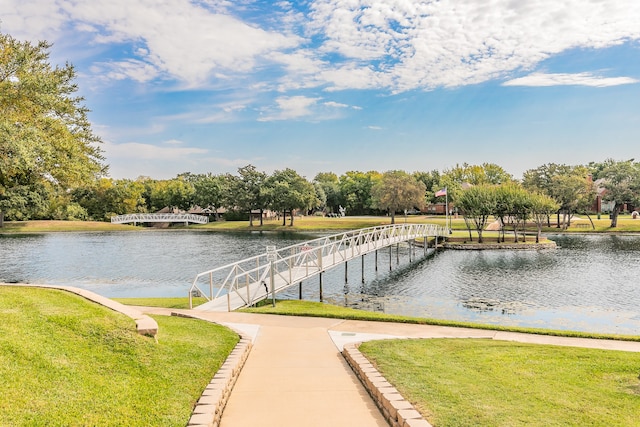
[
  {"left": 371, "top": 171, "right": 426, "bottom": 224},
  {"left": 413, "top": 170, "right": 440, "bottom": 204},
  {"left": 457, "top": 185, "right": 496, "bottom": 243},
  {"left": 494, "top": 183, "right": 533, "bottom": 242},
  {"left": 523, "top": 163, "right": 594, "bottom": 228},
  {"left": 0, "top": 32, "right": 105, "bottom": 225},
  {"left": 233, "top": 165, "right": 268, "bottom": 226},
  {"left": 72, "top": 178, "right": 146, "bottom": 221},
  {"left": 265, "top": 169, "right": 317, "bottom": 226},
  {"left": 188, "top": 173, "right": 228, "bottom": 221},
  {"left": 439, "top": 163, "right": 513, "bottom": 205},
  {"left": 313, "top": 172, "right": 341, "bottom": 214},
  {"left": 338, "top": 171, "right": 381, "bottom": 215},
  {"left": 597, "top": 159, "right": 640, "bottom": 227},
  {"left": 147, "top": 177, "right": 195, "bottom": 212},
  {"left": 530, "top": 192, "right": 560, "bottom": 243}
]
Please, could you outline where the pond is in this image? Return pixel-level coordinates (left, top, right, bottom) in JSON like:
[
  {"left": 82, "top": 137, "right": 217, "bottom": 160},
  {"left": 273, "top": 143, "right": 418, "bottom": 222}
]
[{"left": 1, "top": 231, "right": 639, "bottom": 335}]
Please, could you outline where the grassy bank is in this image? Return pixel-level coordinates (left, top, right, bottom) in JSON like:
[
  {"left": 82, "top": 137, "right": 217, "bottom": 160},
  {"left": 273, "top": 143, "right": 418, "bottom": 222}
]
[
  {"left": 359, "top": 339, "right": 640, "bottom": 427},
  {"left": 0, "top": 287, "right": 238, "bottom": 426},
  {"left": 3, "top": 214, "right": 640, "bottom": 234}
]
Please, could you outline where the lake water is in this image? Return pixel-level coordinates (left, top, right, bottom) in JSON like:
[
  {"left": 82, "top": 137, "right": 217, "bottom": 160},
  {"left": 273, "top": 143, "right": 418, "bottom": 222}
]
[{"left": 1, "top": 230, "right": 639, "bottom": 335}]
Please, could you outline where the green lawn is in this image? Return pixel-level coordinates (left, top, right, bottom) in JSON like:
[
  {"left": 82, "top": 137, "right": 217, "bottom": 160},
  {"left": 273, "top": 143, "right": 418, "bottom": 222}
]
[
  {"left": 114, "top": 296, "right": 207, "bottom": 309},
  {"left": 240, "top": 299, "right": 640, "bottom": 342},
  {"left": 3, "top": 215, "right": 640, "bottom": 233},
  {"left": 0, "top": 287, "right": 239, "bottom": 426},
  {"left": 359, "top": 339, "right": 640, "bottom": 427}
]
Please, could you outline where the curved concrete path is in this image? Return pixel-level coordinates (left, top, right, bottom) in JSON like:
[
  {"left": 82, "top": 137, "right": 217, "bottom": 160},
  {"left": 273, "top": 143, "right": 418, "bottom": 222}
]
[{"left": 138, "top": 308, "right": 640, "bottom": 427}]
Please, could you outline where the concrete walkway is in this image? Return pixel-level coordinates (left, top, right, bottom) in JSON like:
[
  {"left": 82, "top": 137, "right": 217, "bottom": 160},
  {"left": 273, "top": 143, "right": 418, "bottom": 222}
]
[{"left": 139, "top": 308, "right": 640, "bottom": 427}]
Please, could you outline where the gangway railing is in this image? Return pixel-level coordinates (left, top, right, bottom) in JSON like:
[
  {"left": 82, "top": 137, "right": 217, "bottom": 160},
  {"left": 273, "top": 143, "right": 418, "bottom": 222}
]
[
  {"left": 189, "top": 223, "right": 446, "bottom": 311},
  {"left": 111, "top": 213, "right": 208, "bottom": 225}
]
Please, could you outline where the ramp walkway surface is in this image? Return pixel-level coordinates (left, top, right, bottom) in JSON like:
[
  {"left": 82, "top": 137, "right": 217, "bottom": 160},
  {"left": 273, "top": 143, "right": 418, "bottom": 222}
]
[{"left": 138, "top": 307, "right": 640, "bottom": 427}]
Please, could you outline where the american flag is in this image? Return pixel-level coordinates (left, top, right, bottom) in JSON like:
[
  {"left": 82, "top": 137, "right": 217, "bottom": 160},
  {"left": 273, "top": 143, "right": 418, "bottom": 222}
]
[{"left": 435, "top": 188, "right": 447, "bottom": 197}]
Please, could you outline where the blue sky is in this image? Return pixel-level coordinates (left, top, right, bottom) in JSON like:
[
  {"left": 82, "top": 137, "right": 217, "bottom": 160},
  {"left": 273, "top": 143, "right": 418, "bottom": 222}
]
[{"left": 2, "top": 0, "right": 640, "bottom": 180}]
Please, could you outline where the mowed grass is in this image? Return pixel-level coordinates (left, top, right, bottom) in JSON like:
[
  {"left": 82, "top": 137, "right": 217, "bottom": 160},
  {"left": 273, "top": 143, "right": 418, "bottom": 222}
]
[
  {"left": 114, "top": 296, "right": 207, "bottom": 309},
  {"left": 0, "top": 287, "right": 239, "bottom": 426},
  {"left": 3, "top": 215, "right": 640, "bottom": 234},
  {"left": 359, "top": 339, "right": 640, "bottom": 427},
  {"left": 241, "top": 300, "right": 640, "bottom": 342}
]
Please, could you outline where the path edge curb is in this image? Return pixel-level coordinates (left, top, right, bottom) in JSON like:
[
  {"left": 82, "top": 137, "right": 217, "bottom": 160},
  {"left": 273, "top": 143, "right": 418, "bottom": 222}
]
[
  {"left": 343, "top": 342, "right": 433, "bottom": 427},
  {"left": 173, "top": 312, "right": 253, "bottom": 427}
]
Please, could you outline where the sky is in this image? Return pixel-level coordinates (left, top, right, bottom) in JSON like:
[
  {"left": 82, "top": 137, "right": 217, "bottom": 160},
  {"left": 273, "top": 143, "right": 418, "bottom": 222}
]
[{"left": 2, "top": 0, "right": 640, "bottom": 181}]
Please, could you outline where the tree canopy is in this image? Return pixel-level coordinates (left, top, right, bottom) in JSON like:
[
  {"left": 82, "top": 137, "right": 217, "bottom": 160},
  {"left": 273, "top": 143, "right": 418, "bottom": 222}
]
[
  {"left": 0, "top": 32, "right": 104, "bottom": 224},
  {"left": 371, "top": 170, "right": 425, "bottom": 224}
]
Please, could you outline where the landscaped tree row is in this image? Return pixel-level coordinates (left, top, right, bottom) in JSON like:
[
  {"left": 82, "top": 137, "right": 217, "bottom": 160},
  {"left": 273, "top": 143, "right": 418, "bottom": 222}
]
[{"left": 457, "top": 183, "right": 559, "bottom": 243}]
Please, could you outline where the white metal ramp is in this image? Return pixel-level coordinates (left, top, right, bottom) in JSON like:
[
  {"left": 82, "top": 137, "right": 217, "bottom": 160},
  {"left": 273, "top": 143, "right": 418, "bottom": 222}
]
[{"left": 189, "top": 223, "right": 446, "bottom": 311}]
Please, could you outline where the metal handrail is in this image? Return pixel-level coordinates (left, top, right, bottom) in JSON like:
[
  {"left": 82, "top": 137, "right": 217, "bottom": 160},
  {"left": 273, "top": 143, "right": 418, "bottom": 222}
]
[
  {"left": 189, "top": 223, "right": 446, "bottom": 310},
  {"left": 111, "top": 213, "right": 209, "bottom": 224}
]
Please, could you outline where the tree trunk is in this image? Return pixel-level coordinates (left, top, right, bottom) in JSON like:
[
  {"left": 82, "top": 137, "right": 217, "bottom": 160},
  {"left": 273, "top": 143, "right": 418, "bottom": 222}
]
[
  {"left": 289, "top": 210, "right": 294, "bottom": 226},
  {"left": 282, "top": 211, "right": 286, "bottom": 226},
  {"left": 536, "top": 224, "right": 541, "bottom": 243},
  {"left": 0, "top": 211, "right": 3, "bottom": 228},
  {"left": 259, "top": 209, "right": 264, "bottom": 226},
  {"left": 390, "top": 211, "right": 395, "bottom": 224},
  {"left": 585, "top": 213, "right": 595, "bottom": 230},
  {"left": 610, "top": 204, "right": 621, "bottom": 228},
  {"left": 249, "top": 210, "right": 254, "bottom": 227}
]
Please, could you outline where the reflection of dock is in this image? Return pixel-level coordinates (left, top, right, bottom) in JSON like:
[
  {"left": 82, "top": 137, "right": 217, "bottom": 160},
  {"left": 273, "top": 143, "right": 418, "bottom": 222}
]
[{"left": 190, "top": 223, "right": 446, "bottom": 311}]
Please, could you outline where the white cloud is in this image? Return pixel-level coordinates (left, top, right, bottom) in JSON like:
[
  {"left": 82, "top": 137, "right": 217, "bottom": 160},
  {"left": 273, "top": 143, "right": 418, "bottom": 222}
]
[
  {"left": 90, "top": 59, "right": 160, "bottom": 83},
  {"left": 324, "top": 101, "right": 349, "bottom": 108},
  {"left": 258, "top": 95, "right": 321, "bottom": 121},
  {"left": 104, "top": 140, "right": 208, "bottom": 161},
  {"left": 1, "top": 0, "right": 302, "bottom": 87},
  {"left": 2, "top": 0, "right": 640, "bottom": 94},
  {"left": 503, "top": 72, "right": 639, "bottom": 87},
  {"left": 307, "top": 0, "right": 640, "bottom": 92}
]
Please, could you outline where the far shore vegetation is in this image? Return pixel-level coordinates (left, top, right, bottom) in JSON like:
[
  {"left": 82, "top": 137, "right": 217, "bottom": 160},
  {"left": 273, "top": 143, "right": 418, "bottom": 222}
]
[
  {"left": 3, "top": 213, "right": 640, "bottom": 234},
  {"left": 0, "top": 287, "right": 238, "bottom": 426}
]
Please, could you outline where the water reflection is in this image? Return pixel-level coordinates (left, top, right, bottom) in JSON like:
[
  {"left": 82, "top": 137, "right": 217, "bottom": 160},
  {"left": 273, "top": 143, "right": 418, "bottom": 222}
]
[{"left": 1, "top": 231, "right": 639, "bottom": 334}]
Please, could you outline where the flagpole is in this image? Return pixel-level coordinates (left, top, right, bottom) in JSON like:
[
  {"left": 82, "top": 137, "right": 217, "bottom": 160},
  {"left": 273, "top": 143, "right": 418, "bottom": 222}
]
[{"left": 445, "top": 187, "right": 451, "bottom": 234}]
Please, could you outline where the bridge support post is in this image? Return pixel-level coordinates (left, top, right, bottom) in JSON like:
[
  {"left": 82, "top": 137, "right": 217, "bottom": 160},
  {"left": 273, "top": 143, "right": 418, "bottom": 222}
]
[
  {"left": 396, "top": 243, "right": 400, "bottom": 264},
  {"left": 375, "top": 250, "right": 378, "bottom": 272},
  {"left": 389, "top": 245, "right": 392, "bottom": 271},
  {"left": 270, "top": 261, "right": 276, "bottom": 307},
  {"left": 361, "top": 255, "right": 365, "bottom": 283},
  {"left": 345, "top": 261, "right": 348, "bottom": 283},
  {"left": 299, "top": 281, "right": 302, "bottom": 300},
  {"left": 319, "top": 272, "right": 323, "bottom": 302}
]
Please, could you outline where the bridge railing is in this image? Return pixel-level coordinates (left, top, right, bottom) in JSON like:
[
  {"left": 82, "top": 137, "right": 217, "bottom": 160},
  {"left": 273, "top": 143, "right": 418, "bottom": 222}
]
[
  {"left": 111, "top": 213, "right": 208, "bottom": 224},
  {"left": 189, "top": 223, "right": 445, "bottom": 310}
]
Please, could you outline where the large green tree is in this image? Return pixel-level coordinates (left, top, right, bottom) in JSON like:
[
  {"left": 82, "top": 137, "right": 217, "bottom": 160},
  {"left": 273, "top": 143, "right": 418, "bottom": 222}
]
[
  {"left": 371, "top": 170, "right": 426, "bottom": 224},
  {"left": 313, "top": 172, "right": 341, "bottom": 214},
  {"left": 0, "top": 32, "right": 104, "bottom": 225},
  {"left": 595, "top": 159, "right": 640, "bottom": 228},
  {"left": 233, "top": 165, "right": 268, "bottom": 226},
  {"left": 265, "top": 169, "right": 317, "bottom": 226},
  {"left": 338, "top": 171, "right": 381, "bottom": 215}
]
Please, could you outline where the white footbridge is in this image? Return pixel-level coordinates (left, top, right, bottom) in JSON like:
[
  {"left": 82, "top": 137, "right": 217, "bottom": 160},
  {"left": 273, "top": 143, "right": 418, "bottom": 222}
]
[
  {"left": 189, "top": 223, "right": 446, "bottom": 311},
  {"left": 111, "top": 213, "right": 208, "bottom": 225}
]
